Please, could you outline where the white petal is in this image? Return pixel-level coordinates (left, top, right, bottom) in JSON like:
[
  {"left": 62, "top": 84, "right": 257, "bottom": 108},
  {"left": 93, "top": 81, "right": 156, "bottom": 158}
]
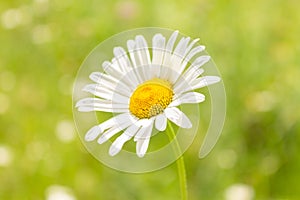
[
  {"left": 183, "top": 56, "right": 210, "bottom": 80},
  {"left": 152, "top": 34, "right": 166, "bottom": 77},
  {"left": 111, "top": 57, "right": 123, "bottom": 72},
  {"left": 136, "top": 122, "right": 153, "bottom": 157},
  {"left": 90, "top": 71, "right": 116, "bottom": 84},
  {"left": 77, "top": 106, "right": 128, "bottom": 113},
  {"left": 102, "top": 60, "right": 121, "bottom": 73},
  {"left": 112, "top": 50, "right": 139, "bottom": 89},
  {"left": 111, "top": 93, "right": 130, "bottom": 105},
  {"left": 112, "top": 58, "right": 138, "bottom": 88},
  {"left": 173, "top": 56, "right": 210, "bottom": 94},
  {"left": 171, "top": 37, "right": 190, "bottom": 69},
  {"left": 127, "top": 40, "right": 145, "bottom": 82},
  {"left": 152, "top": 34, "right": 166, "bottom": 65},
  {"left": 82, "top": 84, "right": 112, "bottom": 100},
  {"left": 169, "top": 92, "right": 205, "bottom": 107},
  {"left": 97, "top": 119, "right": 134, "bottom": 144},
  {"left": 109, "top": 134, "right": 131, "bottom": 156},
  {"left": 89, "top": 72, "right": 132, "bottom": 95},
  {"left": 163, "top": 31, "right": 178, "bottom": 63},
  {"left": 84, "top": 125, "right": 102, "bottom": 141},
  {"left": 100, "top": 113, "right": 134, "bottom": 129},
  {"left": 133, "top": 127, "right": 146, "bottom": 142},
  {"left": 155, "top": 114, "right": 167, "bottom": 131},
  {"left": 160, "top": 31, "right": 179, "bottom": 80},
  {"left": 172, "top": 78, "right": 190, "bottom": 97},
  {"left": 190, "top": 76, "right": 221, "bottom": 90},
  {"left": 189, "top": 68, "right": 205, "bottom": 81},
  {"left": 136, "top": 138, "right": 150, "bottom": 158},
  {"left": 108, "top": 123, "right": 141, "bottom": 156},
  {"left": 102, "top": 61, "right": 125, "bottom": 80},
  {"left": 135, "top": 35, "right": 151, "bottom": 66},
  {"left": 75, "top": 98, "right": 126, "bottom": 107},
  {"left": 165, "top": 107, "right": 192, "bottom": 128},
  {"left": 82, "top": 84, "right": 130, "bottom": 104},
  {"left": 123, "top": 122, "right": 141, "bottom": 137},
  {"left": 125, "top": 70, "right": 140, "bottom": 89},
  {"left": 102, "top": 58, "right": 122, "bottom": 72},
  {"left": 106, "top": 67, "right": 135, "bottom": 89},
  {"left": 177, "top": 91, "right": 205, "bottom": 102},
  {"left": 113, "top": 47, "right": 132, "bottom": 72},
  {"left": 173, "top": 75, "right": 221, "bottom": 96},
  {"left": 159, "top": 65, "right": 174, "bottom": 81},
  {"left": 184, "top": 45, "right": 206, "bottom": 64},
  {"left": 169, "top": 37, "right": 190, "bottom": 82},
  {"left": 165, "top": 31, "right": 179, "bottom": 53},
  {"left": 135, "top": 35, "right": 151, "bottom": 80},
  {"left": 177, "top": 41, "right": 204, "bottom": 76},
  {"left": 97, "top": 126, "right": 122, "bottom": 144},
  {"left": 76, "top": 93, "right": 130, "bottom": 112},
  {"left": 173, "top": 37, "right": 190, "bottom": 59},
  {"left": 127, "top": 39, "right": 138, "bottom": 67},
  {"left": 184, "top": 38, "right": 200, "bottom": 56},
  {"left": 134, "top": 119, "right": 153, "bottom": 141},
  {"left": 75, "top": 98, "right": 129, "bottom": 113},
  {"left": 90, "top": 72, "right": 116, "bottom": 88},
  {"left": 102, "top": 61, "right": 135, "bottom": 88},
  {"left": 172, "top": 37, "right": 188, "bottom": 60},
  {"left": 84, "top": 113, "right": 134, "bottom": 142}
]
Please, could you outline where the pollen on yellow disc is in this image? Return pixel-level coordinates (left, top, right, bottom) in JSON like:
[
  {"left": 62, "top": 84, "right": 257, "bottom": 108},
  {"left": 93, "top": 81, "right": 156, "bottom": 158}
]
[{"left": 129, "top": 78, "right": 173, "bottom": 119}]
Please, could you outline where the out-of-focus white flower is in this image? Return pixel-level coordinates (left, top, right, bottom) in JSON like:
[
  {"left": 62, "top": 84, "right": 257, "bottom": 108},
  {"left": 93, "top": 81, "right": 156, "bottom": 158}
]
[
  {"left": 0, "top": 145, "right": 13, "bottom": 167},
  {"left": 225, "top": 183, "right": 255, "bottom": 200},
  {"left": 46, "top": 185, "right": 76, "bottom": 200}
]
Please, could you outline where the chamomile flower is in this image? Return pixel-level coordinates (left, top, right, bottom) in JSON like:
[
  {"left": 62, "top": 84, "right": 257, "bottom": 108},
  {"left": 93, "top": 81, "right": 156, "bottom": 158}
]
[{"left": 75, "top": 30, "right": 220, "bottom": 157}]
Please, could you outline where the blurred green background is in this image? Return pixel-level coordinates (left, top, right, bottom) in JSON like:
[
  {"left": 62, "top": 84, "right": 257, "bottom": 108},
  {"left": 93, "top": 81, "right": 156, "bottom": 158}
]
[{"left": 0, "top": 0, "right": 299, "bottom": 199}]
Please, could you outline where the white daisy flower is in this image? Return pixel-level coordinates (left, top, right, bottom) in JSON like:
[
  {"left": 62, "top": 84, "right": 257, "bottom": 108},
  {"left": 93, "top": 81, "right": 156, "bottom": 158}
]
[{"left": 75, "top": 30, "right": 220, "bottom": 157}]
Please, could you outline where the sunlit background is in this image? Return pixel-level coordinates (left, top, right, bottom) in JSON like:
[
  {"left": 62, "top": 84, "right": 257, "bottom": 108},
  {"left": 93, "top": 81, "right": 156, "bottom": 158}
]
[{"left": 0, "top": 0, "right": 299, "bottom": 199}]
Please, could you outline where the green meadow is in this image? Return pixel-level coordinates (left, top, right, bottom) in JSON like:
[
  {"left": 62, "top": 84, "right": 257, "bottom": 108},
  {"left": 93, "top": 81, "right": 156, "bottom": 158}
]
[{"left": 0, "top": 0, "right": 299, "bottom": 199}]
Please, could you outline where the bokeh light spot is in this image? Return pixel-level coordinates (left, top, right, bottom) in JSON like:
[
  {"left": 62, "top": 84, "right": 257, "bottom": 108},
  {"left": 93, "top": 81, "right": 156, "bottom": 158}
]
[
  {"left": 0, "top": 93, "right": 10, "bottom": 114},
  {"left": 56, "top": 120, "right": 76, "bottom": 143},
  {"left": 0, "top": 145, "right": 13, "bottom": 167},
  {"left": 217, "top": 149, "right": 237, "bottom": 169},
  {"left": 46, "top": 185, "right": 76, "bottom": 200},
  {"left": 32, "top": 25, "right": 52, "bottom": 44},
  {"left": 1, "top": 9, "right": 22, "bottom": 29},
  {"left": 224, "top": 184, "right": 255, "bottom": 200}
]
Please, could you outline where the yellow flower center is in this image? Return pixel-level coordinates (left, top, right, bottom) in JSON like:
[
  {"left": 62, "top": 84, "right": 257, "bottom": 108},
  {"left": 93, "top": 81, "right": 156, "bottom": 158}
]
[{"left": 129, "top": 78, "right": 173, "bottom": 119}]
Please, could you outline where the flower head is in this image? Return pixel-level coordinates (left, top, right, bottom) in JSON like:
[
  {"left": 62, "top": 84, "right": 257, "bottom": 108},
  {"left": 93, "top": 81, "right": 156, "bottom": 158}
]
[{"left": 76, "top": 30, "right": 220, "bottom": 157}]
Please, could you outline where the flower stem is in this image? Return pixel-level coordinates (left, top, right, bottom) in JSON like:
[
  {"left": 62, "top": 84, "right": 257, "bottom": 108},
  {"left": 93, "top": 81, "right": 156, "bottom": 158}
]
[{"left": 167, "top": 121, "right": 188, "bottom": 200}]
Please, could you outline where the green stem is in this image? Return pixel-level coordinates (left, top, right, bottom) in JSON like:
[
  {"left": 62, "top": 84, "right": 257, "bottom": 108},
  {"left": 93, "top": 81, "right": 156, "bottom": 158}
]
[{"left": 167, "top": 121, "right": 188, "bottom": 200}]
